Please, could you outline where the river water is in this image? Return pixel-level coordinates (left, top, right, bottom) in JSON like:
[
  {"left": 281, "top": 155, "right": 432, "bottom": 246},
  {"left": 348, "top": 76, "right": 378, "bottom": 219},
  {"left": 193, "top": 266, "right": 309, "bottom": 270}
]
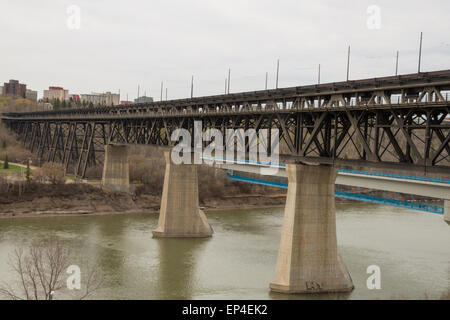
[{"left": 0, "top": 203, "right": 449, "bottom": 300}]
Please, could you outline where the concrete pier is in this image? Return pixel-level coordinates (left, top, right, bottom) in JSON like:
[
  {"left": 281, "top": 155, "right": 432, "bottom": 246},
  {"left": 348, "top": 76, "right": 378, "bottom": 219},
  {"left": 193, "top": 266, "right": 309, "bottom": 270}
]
[
  {"left": 444, "top": 200, "right": 450, "bottom": 225},
  {"left": 153, "top": 151, "right": 213, "bottom": 238},
  {"left": 101, "top": 145, "right": 130, "bottom": 192},
  {"left": 270, "top": 164, "right": 354, "bottom": 294}
]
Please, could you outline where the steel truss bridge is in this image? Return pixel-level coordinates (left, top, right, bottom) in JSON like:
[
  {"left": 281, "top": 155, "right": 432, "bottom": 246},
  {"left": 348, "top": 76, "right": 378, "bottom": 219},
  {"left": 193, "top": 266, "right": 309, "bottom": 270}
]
[{"left": 1, "top": 70, "right": 450, "bottom": 178}]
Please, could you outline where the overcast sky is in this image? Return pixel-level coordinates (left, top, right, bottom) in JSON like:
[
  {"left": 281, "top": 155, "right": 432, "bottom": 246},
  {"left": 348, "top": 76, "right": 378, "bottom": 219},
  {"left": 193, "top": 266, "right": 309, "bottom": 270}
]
[{"left": 1, "top": 0, "right": 449, "bottom": 100}]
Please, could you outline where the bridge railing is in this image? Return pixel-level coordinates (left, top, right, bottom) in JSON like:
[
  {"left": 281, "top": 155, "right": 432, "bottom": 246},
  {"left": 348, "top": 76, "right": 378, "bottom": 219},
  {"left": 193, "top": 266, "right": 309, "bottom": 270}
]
[
  {"left": 2, "top": 99, "right": 450, "bottom": 120},
  {"left": 338, "top": 168, "right": 450, "bottom": 184}
]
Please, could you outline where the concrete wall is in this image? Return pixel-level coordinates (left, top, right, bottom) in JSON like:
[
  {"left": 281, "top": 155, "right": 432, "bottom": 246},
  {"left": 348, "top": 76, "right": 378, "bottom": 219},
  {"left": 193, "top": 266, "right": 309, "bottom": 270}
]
[
  {"left": 270, "top": 164, "right": 354, "bottom": 294},
  {"left": 445, "top": 200, "right": 450, "bottom": 225},
  {"left": 101, "top": 145, "right": 130, "bottom": 192}
]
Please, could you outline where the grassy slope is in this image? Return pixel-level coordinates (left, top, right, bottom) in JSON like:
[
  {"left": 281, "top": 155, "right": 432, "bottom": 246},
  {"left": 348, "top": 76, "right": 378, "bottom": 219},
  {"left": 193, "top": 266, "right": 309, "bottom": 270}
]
[{"left": 0, "top": 162, "right": 24, "bottom": 174}]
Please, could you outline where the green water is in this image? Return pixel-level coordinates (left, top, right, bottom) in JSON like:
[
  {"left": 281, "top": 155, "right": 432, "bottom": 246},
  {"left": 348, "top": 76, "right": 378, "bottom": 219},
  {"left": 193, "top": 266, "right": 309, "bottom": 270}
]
[{"left": 0, "top": 203, "right": 449, "bottom": 299}]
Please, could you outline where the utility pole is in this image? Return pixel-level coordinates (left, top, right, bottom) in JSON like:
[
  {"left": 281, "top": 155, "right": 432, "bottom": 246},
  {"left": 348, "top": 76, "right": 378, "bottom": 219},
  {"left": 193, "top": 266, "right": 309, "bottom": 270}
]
[
  {"left": 227, "top": 69, "right": 231, "bottom": 94},
  {"left": 160, "top": 82, "right": 163, "bottom": 101},
  {"left": 191, "top": 76, "right": 194, "bottom": 98},
  {"left": 395, "top": 51, "right": 399, "bottom": 76},
  {"left": 346, "top": 46, "right": 351, "bottom": 81},
  {"left": 418, "top": 32, "right": 423, "bottom": 73},
  {"left": 265, "top": 72, "right": 268, "bottom": 90},
  {"left": 276, "top": 59, "right": 279, "bottom": 89}
]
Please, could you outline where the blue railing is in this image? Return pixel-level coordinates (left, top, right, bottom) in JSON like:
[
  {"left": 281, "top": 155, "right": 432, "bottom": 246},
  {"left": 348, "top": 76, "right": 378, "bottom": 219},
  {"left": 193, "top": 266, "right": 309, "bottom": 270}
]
[
  {"left": 334, "top": 191, "right": 444, "bottom": 215},
  {"left": 226, "top": 172, "right": 444, "bottom": 215},
  {"left": 227, "top": 173, "right": 289, "bottom": 189}
]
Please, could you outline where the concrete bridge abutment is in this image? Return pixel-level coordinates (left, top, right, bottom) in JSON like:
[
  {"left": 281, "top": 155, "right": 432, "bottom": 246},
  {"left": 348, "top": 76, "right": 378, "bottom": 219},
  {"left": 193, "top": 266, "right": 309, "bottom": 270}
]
[
  {"left": 444, "top": 200, "right": 450, "bottom": 225},
  {"left": 270, "top": 164, "right": 354, "bottom": 294},
  {"left": 153, "top": 150, "right": 213, "bottom": 238},
  {"left": 101, "top": 145, "right": 130, "bottom": 192}
]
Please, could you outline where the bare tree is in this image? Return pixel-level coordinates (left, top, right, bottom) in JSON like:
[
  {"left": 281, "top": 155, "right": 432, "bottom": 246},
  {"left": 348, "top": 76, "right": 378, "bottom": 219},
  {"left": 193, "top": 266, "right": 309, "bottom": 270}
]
[
  {"left": 0, "top": 238, "right": 103, "bottom": 300},
  {"left": 34, "top": 162, "right": 66, "bottom": 185}
]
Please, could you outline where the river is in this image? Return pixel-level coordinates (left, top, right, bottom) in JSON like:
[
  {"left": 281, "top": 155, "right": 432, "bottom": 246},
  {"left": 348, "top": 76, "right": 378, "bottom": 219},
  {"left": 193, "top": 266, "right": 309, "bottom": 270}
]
[{"left": 0, "top": 203, "right": 449, "bottom": 300}]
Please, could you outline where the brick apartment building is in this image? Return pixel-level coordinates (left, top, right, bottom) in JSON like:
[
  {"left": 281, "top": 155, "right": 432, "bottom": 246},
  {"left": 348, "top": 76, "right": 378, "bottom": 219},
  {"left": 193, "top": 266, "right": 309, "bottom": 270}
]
[{"left": 2, "top": 80, "right": 27, "bottom": 98}]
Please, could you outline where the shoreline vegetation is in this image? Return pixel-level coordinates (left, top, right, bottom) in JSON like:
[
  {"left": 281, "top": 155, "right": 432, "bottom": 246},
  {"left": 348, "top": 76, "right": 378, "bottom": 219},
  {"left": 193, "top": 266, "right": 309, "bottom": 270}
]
[{"left": 1, "top": 178, "right": 368, "bottom": 219}]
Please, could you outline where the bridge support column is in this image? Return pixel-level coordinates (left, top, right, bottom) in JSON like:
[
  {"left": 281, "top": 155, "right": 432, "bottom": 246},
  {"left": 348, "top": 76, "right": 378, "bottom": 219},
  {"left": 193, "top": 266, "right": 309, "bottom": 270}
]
[
  {"left": 444, "top": 200, "right": 450, "bottom": 225},
  {"left": 101, "top": 145, "right": 130, "bottom": 192},
  {"left": 270, "top": 164, "right": 354, "bottom": 294},
  {"left": 153, "top": 151, "right": 213, "bottom": 238}
]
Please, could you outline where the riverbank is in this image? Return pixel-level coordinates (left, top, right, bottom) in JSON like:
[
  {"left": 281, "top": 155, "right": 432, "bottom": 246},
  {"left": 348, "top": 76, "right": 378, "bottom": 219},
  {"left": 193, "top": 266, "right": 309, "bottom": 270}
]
[{"left": 0, "top": 182, "right": 290, "bottom": 218}]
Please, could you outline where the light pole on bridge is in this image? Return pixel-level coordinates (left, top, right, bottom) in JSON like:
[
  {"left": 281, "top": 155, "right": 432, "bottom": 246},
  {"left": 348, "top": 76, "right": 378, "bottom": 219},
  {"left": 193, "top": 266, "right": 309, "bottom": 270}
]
[
  {"left": 227, "top": 69, "right": 231, "bottom": 94},
  {"left": 318, "top": 64, "right": 321, "bottom": 85},
  {"left": 418, "top": 32, "right": 423, "bottom": 73},
  {"left": 395, "top": 51, "right": 399, "bottom": 76},
  {"left": 265, "top": 72, "right": 268, "bottom": 90},
  {"left": 276, "top": 59, "right": 280, "bottom": 89},
  {"left": 346, "top": 46, "right": 351, "bottom": 81}
]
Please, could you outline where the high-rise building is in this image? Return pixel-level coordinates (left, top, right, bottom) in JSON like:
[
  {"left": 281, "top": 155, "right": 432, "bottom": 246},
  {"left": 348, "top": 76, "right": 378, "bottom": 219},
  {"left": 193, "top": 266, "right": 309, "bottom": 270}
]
[
  {"left": 26, "top": 89, "right": 38, "bottom": 101},
  {"left": 134, "top": 96, "right": 154, "bottom": 104},
  {"left": 3, "top": 80, "right": 27, "bottom": 98},
  {"left": 69, "top": 94, "right": 80, "bottom": 102},
  {"left": 43, "top": 86, "right": 69, "bottom": 101},
  {"left": 80, "top": 92, "right": 120, "bottom": 106},
  {"left": 0, "top": 86, "right": 3, "bottom": 95}
]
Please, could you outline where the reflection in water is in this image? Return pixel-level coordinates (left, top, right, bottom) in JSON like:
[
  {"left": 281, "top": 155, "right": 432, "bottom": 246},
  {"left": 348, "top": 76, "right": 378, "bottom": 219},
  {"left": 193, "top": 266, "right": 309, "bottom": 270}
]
[
  {"left": 90, "top": 216, "right": 130, "bottom": 287},
  {"left": 0, "top": 204, "right": 449, "bottom": 299},
  {"left": 154, "top": 238, "right": 209, "bottom": 299}
]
